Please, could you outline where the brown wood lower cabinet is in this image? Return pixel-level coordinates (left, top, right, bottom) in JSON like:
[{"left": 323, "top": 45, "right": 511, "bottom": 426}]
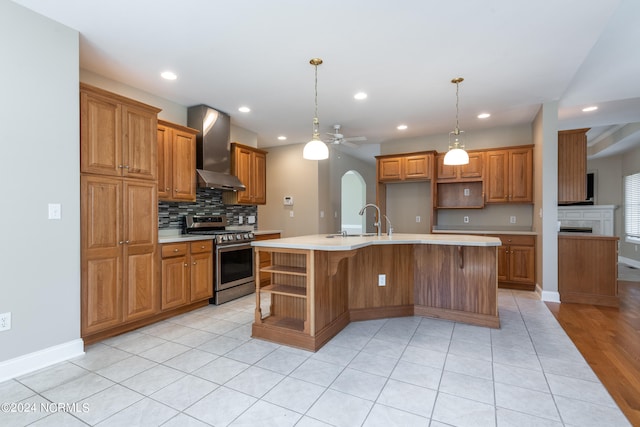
[
  {"left": 558, "top": 234, "right": 619, "bottom": 307},
  {"left": 161, "top": 240, "right": 213, "bottom": 310},
  {"left": 487, "top": 234, "right": 536, "bottom": 291}
]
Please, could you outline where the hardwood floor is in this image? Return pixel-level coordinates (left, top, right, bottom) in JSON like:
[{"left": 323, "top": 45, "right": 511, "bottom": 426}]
[{"left": 546, "top": 280, "right": 640, "bottom": 426}]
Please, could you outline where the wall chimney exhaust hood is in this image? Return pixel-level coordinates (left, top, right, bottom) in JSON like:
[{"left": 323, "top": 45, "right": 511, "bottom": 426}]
[{"left": 187, "top": 105, "right": 246, "bottom": 191}]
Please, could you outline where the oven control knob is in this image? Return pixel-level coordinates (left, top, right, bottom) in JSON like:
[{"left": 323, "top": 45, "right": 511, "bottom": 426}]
[
  {"left": 226, "top": 235, "right": 233, "bottom": 241},
  {"left": 219, "top": 236, "right": 226, "bottom": 243},
  {"left": 248, "top": 232, "right": 254, "bottom": 239},
  {"left": 236, "top": 234, "right": 242, "bottom": 240}
]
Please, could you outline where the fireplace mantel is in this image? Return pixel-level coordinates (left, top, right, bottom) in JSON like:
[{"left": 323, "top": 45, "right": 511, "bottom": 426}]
[{"left": 557, "top": 205, "right": 617, "bottom": 236}]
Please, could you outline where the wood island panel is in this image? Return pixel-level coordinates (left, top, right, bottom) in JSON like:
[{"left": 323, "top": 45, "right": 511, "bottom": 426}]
[{"left": 348, "top": 245, "right": 414, "bottom": 320}]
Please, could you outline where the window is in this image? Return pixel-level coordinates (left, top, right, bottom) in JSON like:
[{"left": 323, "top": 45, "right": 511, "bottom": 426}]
[{"left": 625, "top": 172, "right": 640, "bottom": 243}]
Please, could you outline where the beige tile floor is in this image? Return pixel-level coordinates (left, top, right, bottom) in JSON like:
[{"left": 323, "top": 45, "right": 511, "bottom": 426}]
[{"left": 0, "top": 289, "right": 631, "bottom": 426}]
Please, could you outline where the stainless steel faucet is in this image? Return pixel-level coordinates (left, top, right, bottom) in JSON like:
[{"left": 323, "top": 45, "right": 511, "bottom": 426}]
[{"left": 358, "top": 203, "right": 382, "bottom": 236}]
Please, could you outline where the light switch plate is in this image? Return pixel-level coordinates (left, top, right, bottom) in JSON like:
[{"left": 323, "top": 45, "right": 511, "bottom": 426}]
[{"left": 48, "top": 203, "right": 61, "bottom": 220}]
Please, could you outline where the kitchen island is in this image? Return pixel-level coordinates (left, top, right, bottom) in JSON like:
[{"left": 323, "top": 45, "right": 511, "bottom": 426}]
[{"left": 252, "top": 233, "right": 501, "bottom": 351}]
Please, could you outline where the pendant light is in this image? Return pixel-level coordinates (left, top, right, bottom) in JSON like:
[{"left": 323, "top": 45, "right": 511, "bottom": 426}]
[
  {"left": 302, "top": 58, "right": 329, "bottom": 160},
  {"left": 443, "top": 77, "right": 470, "bottom": 166}
]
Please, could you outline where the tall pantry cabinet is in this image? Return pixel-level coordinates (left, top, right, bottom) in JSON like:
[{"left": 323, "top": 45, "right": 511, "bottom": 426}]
[{"left": 80, "top": 83, "right": 161, "bottom": 341}]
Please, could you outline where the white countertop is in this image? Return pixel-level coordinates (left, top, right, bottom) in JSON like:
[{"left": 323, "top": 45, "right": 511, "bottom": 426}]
[
  {"left": 431, "top": 229, "right": 538, "bottom": 236},
  {"left": 251, "top": 233, "right": 501, "bottom": 251}
]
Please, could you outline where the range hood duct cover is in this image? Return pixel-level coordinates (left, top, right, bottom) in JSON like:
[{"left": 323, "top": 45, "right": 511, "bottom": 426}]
[{"left": 187, "top": 104, "right": 246, "bottom": 191}]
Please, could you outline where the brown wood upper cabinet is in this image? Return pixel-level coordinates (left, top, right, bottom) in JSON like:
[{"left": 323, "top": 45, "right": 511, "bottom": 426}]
[
  {"left": 484, "top": 146, "right": 533, "bottom": 203},
  {"left": 223, "top": 143, "right": 267, "bottom": 205},
  {"left": 157, "top": 120, "right": 198, "bottom": 202},
  {"left": 558, "top": 129, "right": 588, "bottom": 204},
  {"left": 377, "top": 152, "right": 434, "bottom": 182},
  {"left": 80, "top": 83, "right": 160, "bottom": 180},
  {"left": 435, "top": 151, "right": 484, "bottom": 182}
]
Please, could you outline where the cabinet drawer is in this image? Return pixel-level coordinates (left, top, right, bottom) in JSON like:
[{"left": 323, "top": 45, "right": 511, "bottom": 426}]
[
  {"left": 161, "top": 243, "right": 188, "bottom": 258},
  {"left": 490, "top": 234, "right": 535, "bottom": 246},
  {"left": 190, "top": 240, "right": 213, "bottom": 254}
]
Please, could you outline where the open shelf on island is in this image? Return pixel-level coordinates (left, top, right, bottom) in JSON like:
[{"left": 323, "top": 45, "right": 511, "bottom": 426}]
[
  {"left": 261, "top": 315, "right": 305, "bottom": 332},
  {"left": 261, "top": 284, "right": 307, "bottom": 298},
  {"left": 260, "top": 265, "right": 307, "bottom": 276}
]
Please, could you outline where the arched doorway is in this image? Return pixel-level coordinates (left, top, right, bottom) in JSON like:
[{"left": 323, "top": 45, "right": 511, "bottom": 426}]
[{"left": 341, "top": 170, "right": 366, "bottom": 234}]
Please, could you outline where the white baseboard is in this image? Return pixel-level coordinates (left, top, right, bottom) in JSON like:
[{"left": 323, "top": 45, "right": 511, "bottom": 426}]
[
  {"left": 0, "top": 339, "right": 84, "bottom": 383},
  {"left": 619, "top": 256, "right": 640, "bottom": 269},
  {"left": 541, "top": 290, "right": 560, "bottom": 303}
]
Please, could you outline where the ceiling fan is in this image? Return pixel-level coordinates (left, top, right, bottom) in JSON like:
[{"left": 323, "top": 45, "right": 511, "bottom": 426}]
[{"left": 325, "top": 124, "right": 367, "bottom": 148}]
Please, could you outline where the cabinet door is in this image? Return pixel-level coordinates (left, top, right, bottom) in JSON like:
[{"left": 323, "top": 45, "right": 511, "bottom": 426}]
[
  {"left": 123, "top": 181, "right": 158, "bottom": 319},
  {"left": 485, "top": 150, "right": 509, "bottom": 203},
  {"left": 81, "top": 176, "right": 123, "bottom": 335},
  {"left": 496, "top": 244, "right": 509, "bottom": 282},
  {"left": 378, "top": 157, "right": 403, "bottom": 181},
  {"left": 252, "top": 151, "right": 267, "bottom": 204},
  {"left": 171, "top": 129, "right": 197, "bottom": 201},
  {"left": 123, "top": 104, "right": 157, "bottom": 180},
  {"left": 235, "top": 146, "right": 253, "bottom": 204},
  {"left": 162, "top": 256, "right": 189, "bottom": 310},
  {"left": 558, "top": 130, "right": 587, "bottom": 204},
  {"left": 508, "top": 245, "right": 535, "bottom": 284},
  {"left": 509, "top": 148, "right": 533, "bottom": 203},
  {"left": 190, "top": 251, "right": 213, "bottom": 302},
  {"left": 405, "top": 154, "right": 431, "bottom": 180},
  {"left": 80, "top": 90, "right": 122, "bottom": 177},
  {"left": 436, "top": 154, "right": 457, "bottom": 181},
  {"left": 157, "top": 125, "right": 172, "bottom": 200},
  {"left": 460, "top": 152, "right": 484, "bottom": 179}
]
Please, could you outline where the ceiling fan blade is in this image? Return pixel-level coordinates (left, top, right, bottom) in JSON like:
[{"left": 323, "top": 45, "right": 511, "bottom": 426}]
[
  {"left": 340, "top": 140, "right": 359, "bottom": 148},
  {"left": 343, "top": 136, "right": 367, "bottom": 142}
]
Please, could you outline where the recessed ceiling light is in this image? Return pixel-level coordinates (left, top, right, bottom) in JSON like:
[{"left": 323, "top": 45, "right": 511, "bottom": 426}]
[
  {"left": 277, "top": 136, "right": 287, "bottom": 141},
  {"left": 238, "top": 106, "right": 251, "bottom": 113},
  {"left": 397, "top": 124, "right": 408, "bottom": 130},
  {"left": 582, "top": 106, "right": 598, "bottom": 112},
  {"left": 354, "top": 92, "right": 368, "bottom": 100},
  {"left": 477, "top": 113, "right": 491, "bottom": 119},
  {"left": 160, "top": 71, "right": 177, "bottom": 80}
]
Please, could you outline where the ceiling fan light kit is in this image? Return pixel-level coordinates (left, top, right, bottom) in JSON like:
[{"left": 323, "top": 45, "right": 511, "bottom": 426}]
[
  {"left": 303, "top": 58, "right": 329, "bottom": 160},
  {"left": 443, "top": 77, "right": 470, "bottom": 166}
]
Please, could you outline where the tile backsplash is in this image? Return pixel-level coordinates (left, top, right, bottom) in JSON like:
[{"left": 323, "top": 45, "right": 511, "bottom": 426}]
[{"left": 158, "top": 188, "right": 257, "bottom": 230}]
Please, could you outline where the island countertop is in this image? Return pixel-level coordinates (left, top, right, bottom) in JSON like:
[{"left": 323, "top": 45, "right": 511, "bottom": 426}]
[{"left": 251, "top": 233, "right": 501, "bottom": 251}]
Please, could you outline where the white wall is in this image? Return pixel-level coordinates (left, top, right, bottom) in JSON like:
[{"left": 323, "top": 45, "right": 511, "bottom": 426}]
[{"left": 0, "top": 2, "right": 81, "bottom": 371}]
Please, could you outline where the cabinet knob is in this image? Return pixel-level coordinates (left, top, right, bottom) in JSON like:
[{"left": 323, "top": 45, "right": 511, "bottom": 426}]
[
  {"left": 118, "top": 165, "right": 124, "bottom": 169},
  {"left": 125, "top": 240, "right": 130, "bottom": 244},
  {"left": 119, "top": 241, "right": 124, "bottom": 245},
  {"left": 193, "top": 261, "right": 197, "bottom": 265},
  {"left": 184, "top": 263, "right": 188, "bottom": 267},
  {"left": 201, "top": 245, "right": 205, "bottom": 249},
  {"left": 173, "top": 248, "right": 179, "bottom": 252},
  {"left": 166, "top": 187, "right": 170, "bottom": 191}
]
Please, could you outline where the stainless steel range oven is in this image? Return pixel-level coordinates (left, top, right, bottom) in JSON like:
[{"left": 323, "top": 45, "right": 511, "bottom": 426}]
[{"left": 184, "top": 215, "right": 255, "bottom": 305}]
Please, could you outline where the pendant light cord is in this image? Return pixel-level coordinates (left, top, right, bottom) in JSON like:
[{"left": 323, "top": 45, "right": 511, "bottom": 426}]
[{"left": 455, "top": 80, "right": 460, "bottom": 133}]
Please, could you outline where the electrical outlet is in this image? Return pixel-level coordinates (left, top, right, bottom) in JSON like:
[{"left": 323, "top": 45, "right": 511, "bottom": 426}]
[
  {"left": 289, "top": 211, "right": 294, "bottom": 218},
  {"left": 416, "top": 216, "right": 421, "bottom": 223},
  {"left": 378, "top": 274, "right": 386, "bottom": 287},
  {"left": 0, "top": 312, "right": 11, "bottom": 332},
  {"left": 248, "top": 215, "right": 256, "bottom": 224},
  {"left": 48, "top": 203, "right": 61, "bottom": 220},
  {"left": 320, "top": 211, "right": 324, "bottom": 218},
  {"left": 510, "top": 216, "right": 517, "bottom": 224},
  {"left": 463, "top": 216, "right": 470, "bottom": 223},
  {"left": 463, "top": 188, "right": 470, "bottom": 197},
  {"left": 238, "top": 215, "right": 244, "bottom": 225}
]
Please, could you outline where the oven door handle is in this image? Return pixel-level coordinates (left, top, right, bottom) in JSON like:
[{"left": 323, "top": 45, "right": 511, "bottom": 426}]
[{"left": 216, "top": 242, "right": 253, "bottom": 252}]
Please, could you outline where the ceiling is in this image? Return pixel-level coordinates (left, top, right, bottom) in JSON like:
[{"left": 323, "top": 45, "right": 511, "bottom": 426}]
[{"left": 12, "top": 0, "right": 640, "bottom": 162}]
